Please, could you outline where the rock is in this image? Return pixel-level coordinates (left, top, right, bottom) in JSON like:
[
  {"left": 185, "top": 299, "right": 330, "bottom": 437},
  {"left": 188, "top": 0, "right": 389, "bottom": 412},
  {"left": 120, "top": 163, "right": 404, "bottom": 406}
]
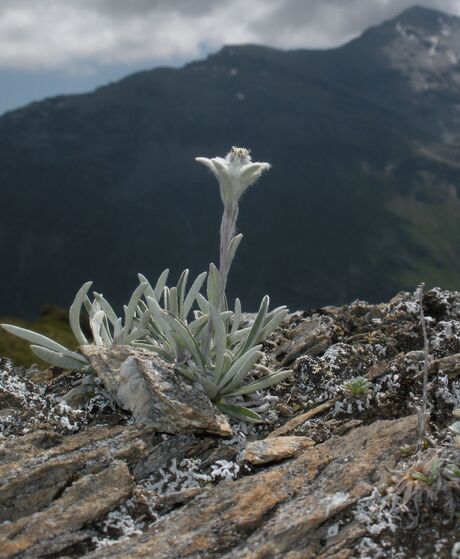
[
  {"left": 0, "top": 461, "right": 134, "bottom": 559},
  {"left": 274, "top": 318, "right": 332, "bottom": 367},
  {"left": 0, "top": 424, "right": 152, "bottom": 523},
  {"left": 85, "top": 415, "right": 418, "bottom": 559},
  {"left": 153, "top": 487, "right": 205, "bottom": 512},
  {"left": 80, "top": 345, "right": 232, "bottom": 437},
  {"left": 267, "top": 400, "right": 336, "bottom": 437},
  {"left": 243, "top": 436, "right": 315, "bottom": 465},
  {"left": 3, "top": 287, "right": 460, "bottom": 558},
  {"left": 133, "top": 434, "right": 197, "bottom": 480},
  {"left": 365, "top": 358, "right": 394, "bottom": 380},
  {"left": 431, "top": 352, "right": 460, "bottom": 379}
]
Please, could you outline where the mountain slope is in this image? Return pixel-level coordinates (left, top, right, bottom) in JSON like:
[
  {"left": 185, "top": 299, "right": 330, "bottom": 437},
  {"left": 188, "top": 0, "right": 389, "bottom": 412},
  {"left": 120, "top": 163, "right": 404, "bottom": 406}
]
[{"left": 1, "top": 5, "right": 460, "bottom": 317}]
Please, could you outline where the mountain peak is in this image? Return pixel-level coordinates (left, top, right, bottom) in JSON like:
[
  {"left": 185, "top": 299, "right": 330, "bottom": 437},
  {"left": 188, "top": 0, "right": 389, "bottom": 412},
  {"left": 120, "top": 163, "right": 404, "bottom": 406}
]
[{"left": 396, "top": 4, "right": 458, "bottom": 28}]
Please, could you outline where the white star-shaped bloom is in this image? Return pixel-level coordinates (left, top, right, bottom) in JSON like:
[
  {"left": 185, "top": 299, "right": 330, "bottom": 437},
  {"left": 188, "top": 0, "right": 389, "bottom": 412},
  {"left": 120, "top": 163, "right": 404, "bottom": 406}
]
[{"left": 196, "top": 146, "right": 270, "bottom": 204}]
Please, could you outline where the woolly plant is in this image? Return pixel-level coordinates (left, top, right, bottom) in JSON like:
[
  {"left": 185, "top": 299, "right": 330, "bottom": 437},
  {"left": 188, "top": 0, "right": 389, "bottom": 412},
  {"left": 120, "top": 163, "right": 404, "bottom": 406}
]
[{"left": 2, "top": 147, "right": 291, "bottom": 422}]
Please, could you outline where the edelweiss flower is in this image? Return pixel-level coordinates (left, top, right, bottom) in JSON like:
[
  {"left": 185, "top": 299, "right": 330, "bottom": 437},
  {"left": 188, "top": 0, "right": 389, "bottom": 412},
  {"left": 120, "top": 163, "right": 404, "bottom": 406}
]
[
  {"left": 196, "top": 146, "right": 271, "bottom": 307},
  {"left": 196, "top": 146, "right": 270, "bottom": 204}
]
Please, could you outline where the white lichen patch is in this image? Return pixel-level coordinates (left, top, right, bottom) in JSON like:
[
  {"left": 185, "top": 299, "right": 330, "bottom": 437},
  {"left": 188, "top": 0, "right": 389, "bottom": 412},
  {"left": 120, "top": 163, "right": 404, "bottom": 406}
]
[
  {"left": 354, "top": 488, "right": 401, "bottom": 536},
  {"left": 0, "top": 358, "right": 114, "bottom": 437},
  {"left": 210, "top": 460, "right": 240, "bottom": 481},
  {"left": 430, "top": 320, "right": 460, "bottom": 357},
  {"left": 93, "top": 502, "right": 144, "bottom": 549},
  {"left": 142, "top": 458, "right": 210, "bottom": 496},
  {"left": 141, "top": 455, "right": 241, "bottom": 499}
]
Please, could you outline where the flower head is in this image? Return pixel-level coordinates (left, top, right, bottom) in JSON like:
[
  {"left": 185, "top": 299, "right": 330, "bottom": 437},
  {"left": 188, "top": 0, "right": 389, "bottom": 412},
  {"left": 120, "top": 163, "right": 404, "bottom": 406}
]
[{"left": 196, "top": 146, "right": 270, "bottom": 204}]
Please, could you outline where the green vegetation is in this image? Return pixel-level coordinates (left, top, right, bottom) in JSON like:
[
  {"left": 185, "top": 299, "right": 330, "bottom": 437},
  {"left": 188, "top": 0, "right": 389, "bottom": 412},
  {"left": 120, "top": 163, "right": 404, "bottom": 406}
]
[
  {"left": 411, "top": 460, "right": 440, "bottom": 486},
  {"left": 343, "top": 376, "right": 371, "bottom": 397},
  {"left": 2, "top": 148, "right": 291, "bottom": 422}
]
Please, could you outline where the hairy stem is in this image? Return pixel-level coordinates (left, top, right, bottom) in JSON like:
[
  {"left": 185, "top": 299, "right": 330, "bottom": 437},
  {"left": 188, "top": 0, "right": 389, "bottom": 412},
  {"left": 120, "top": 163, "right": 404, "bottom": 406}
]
[{"left": 218, "top": 201, "right": 239, "bottom": 307}]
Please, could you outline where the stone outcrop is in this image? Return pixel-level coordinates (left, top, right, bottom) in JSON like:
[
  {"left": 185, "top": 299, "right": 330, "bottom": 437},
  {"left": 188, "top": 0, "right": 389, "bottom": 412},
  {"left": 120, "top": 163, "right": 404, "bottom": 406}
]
[
  {"left": 86, "top": 416, "right": 418, "bottom": 558},
  {"left": 243, "top": 435, "right": 315, "bottom": 465},
  {"left": 1, "top": 287, "right": 460, "bottom": 558},
  {"left": 80, "top": 345, "right": 232, "bottom": 437}
]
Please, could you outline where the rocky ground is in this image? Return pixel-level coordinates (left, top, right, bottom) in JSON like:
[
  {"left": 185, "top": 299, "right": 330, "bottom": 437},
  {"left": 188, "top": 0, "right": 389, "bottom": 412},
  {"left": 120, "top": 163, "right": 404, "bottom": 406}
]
[{"left": 0, "top": 287, "right": 459, "bottom": 558}]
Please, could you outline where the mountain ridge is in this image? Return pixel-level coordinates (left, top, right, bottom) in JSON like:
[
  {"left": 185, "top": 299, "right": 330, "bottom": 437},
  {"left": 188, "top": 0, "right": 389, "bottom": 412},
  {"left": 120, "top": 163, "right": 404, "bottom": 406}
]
[{"left": 1, "top": 6, "right": 460, "bottom": 317}]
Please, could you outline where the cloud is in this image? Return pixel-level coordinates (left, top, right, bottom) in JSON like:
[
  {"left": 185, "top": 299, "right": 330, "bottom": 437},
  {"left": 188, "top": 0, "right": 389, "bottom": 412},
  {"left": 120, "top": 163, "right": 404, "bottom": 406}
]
[{"left": 0, "top": 0, "right": 459, "bottom": 71}]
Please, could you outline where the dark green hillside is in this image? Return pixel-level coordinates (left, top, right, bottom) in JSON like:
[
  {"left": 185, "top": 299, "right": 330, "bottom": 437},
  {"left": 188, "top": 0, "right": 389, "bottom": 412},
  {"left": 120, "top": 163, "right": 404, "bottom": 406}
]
[{"left": 1, "top": 5, "right": 459, "bottom": 318}]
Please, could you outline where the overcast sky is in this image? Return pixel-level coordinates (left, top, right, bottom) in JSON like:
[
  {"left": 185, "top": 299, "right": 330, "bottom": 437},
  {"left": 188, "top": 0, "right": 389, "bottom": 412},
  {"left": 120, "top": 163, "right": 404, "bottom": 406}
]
[{"left": 1, "top": 0, "right": 460, "bottom": 114}]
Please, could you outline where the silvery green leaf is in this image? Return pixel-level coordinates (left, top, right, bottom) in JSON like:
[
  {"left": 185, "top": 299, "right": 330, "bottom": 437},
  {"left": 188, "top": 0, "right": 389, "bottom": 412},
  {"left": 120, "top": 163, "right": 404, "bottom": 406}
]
[
  {"left": 132, "top": 341, "right": 172, "bottom": 360},
  {"left": 228, "top": 326, "right": 251, "bottom": 345},
  {"left": 224, "top": 369, "right": 292, "bottom": 397},
  {"left": 236, "top": 295, "right": 269, "bottom": 357},
  {"left": 231, "top": 298, "right": 242, "bottom": 336},
  {"left": 188, "top": 313, "right": 209, "bottom": 336},
  {"left": 183, "top": 271, "right": 207, "bottom": 319},
  {"left": 215, "top": 402, "right": 262, "bottom": 423},
  {"left": 209, "top": 304, "right": 226, "bottom": 380},
  {"left": 136, "top": 300, "right": 148, "bottom": 315},
  {"left": 221, "top": 350, "right": 234, "bottom": 377},
  {"left": 261, "top": 308, "right": 288, "bottom": 338},
  {"left": 221, "top": 291, "right": 229, "bottom": 313},
  {"left": 113, "top": 317, "right": 123, "bottom": 343},
  {"left": 196, "top": 293, "right": 209, "bottom": 314},
  {"left": 137, "top": 273, "right": 155, "bottom": 300},
  {"left": 168, "top": 286, "right": 179, "bottom": 317},
  {"left": 30, "top": 345, "right": 89, "bottom": 372},
  {"left": 174, "top": 363, "right": 196, "bottom": 381},
  {"left": 145, "top": 296, "right": 177, "bottom": 354},
  {"left": 227, "top": 233, "right": 243, "bottom": 267},
  {"left": 138, "top": 269, "right": 169, "bottom": 302},
  {"left": 124, "top": 283, "right": 147, "bottom": 334},
  {"left": 1, "top": 324, "right": 71, "bottom": 354},
  {"left": 154, "top": 269, "right": 170, "bottom": 301},
  {"left": 175, "top": 269, "right": 189, "bottom": 319},
  {"left": 163, "top": 286, "right": 170, "bottom": 312},
  {"left": 220, "top": 311, "right": 233, "bottom": 321},
  {"left": 217, "top": 345, "right": 262, "bottom": 391},
  {"left": 196, "top": 376, "right": 219, "bottom": 400},
  {"left": 100, "top": 314, "right": 113, "bottom": 345},
  {"left": 146, "top": 296, "right": 170, "bottom": 333},
  {"left": 137, "top": 309, "right": 151, "bottom": 330},
  {"left": 163, "top": 313, "right": 205, "bottom": 369},
  {"left": 93, "top": 292, "right": 118, "bottom": 326},
  {"left": 125, "top": 328, "right": 150, "bottom": 343},
  {"left": 69, "top": 281, "right": 93, "bottom": 344},
  {"left": 207, "top": 263, "right": 221, "bottom": 308},
  {"left": 90, "top": 310, "right": 105, "bottom": 345}
]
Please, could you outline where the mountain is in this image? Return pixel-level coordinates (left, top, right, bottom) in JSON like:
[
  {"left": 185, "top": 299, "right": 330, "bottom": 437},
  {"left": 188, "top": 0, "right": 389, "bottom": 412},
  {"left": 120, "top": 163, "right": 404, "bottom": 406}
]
[{"left": 1, "top": 5, "right": 460, "bottom": 318}]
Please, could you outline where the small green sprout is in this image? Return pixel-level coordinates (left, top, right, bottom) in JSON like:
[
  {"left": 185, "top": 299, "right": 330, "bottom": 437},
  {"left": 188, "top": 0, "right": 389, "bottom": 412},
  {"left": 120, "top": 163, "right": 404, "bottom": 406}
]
[
  {"left": 446, "top": 464, "right": 460, "bottom": 478},
  {"left": 410, "top": 459, "right": 439, "bottom": 486},
  {"left": 343, "top": 376, "right": 371, "bottom": 397}
]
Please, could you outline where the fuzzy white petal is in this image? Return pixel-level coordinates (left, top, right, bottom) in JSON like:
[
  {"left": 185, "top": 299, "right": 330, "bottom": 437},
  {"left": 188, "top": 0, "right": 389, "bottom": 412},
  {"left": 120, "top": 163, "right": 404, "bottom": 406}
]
[{"left": 195, "top": 157, "right": 218, "bottom": 176}]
